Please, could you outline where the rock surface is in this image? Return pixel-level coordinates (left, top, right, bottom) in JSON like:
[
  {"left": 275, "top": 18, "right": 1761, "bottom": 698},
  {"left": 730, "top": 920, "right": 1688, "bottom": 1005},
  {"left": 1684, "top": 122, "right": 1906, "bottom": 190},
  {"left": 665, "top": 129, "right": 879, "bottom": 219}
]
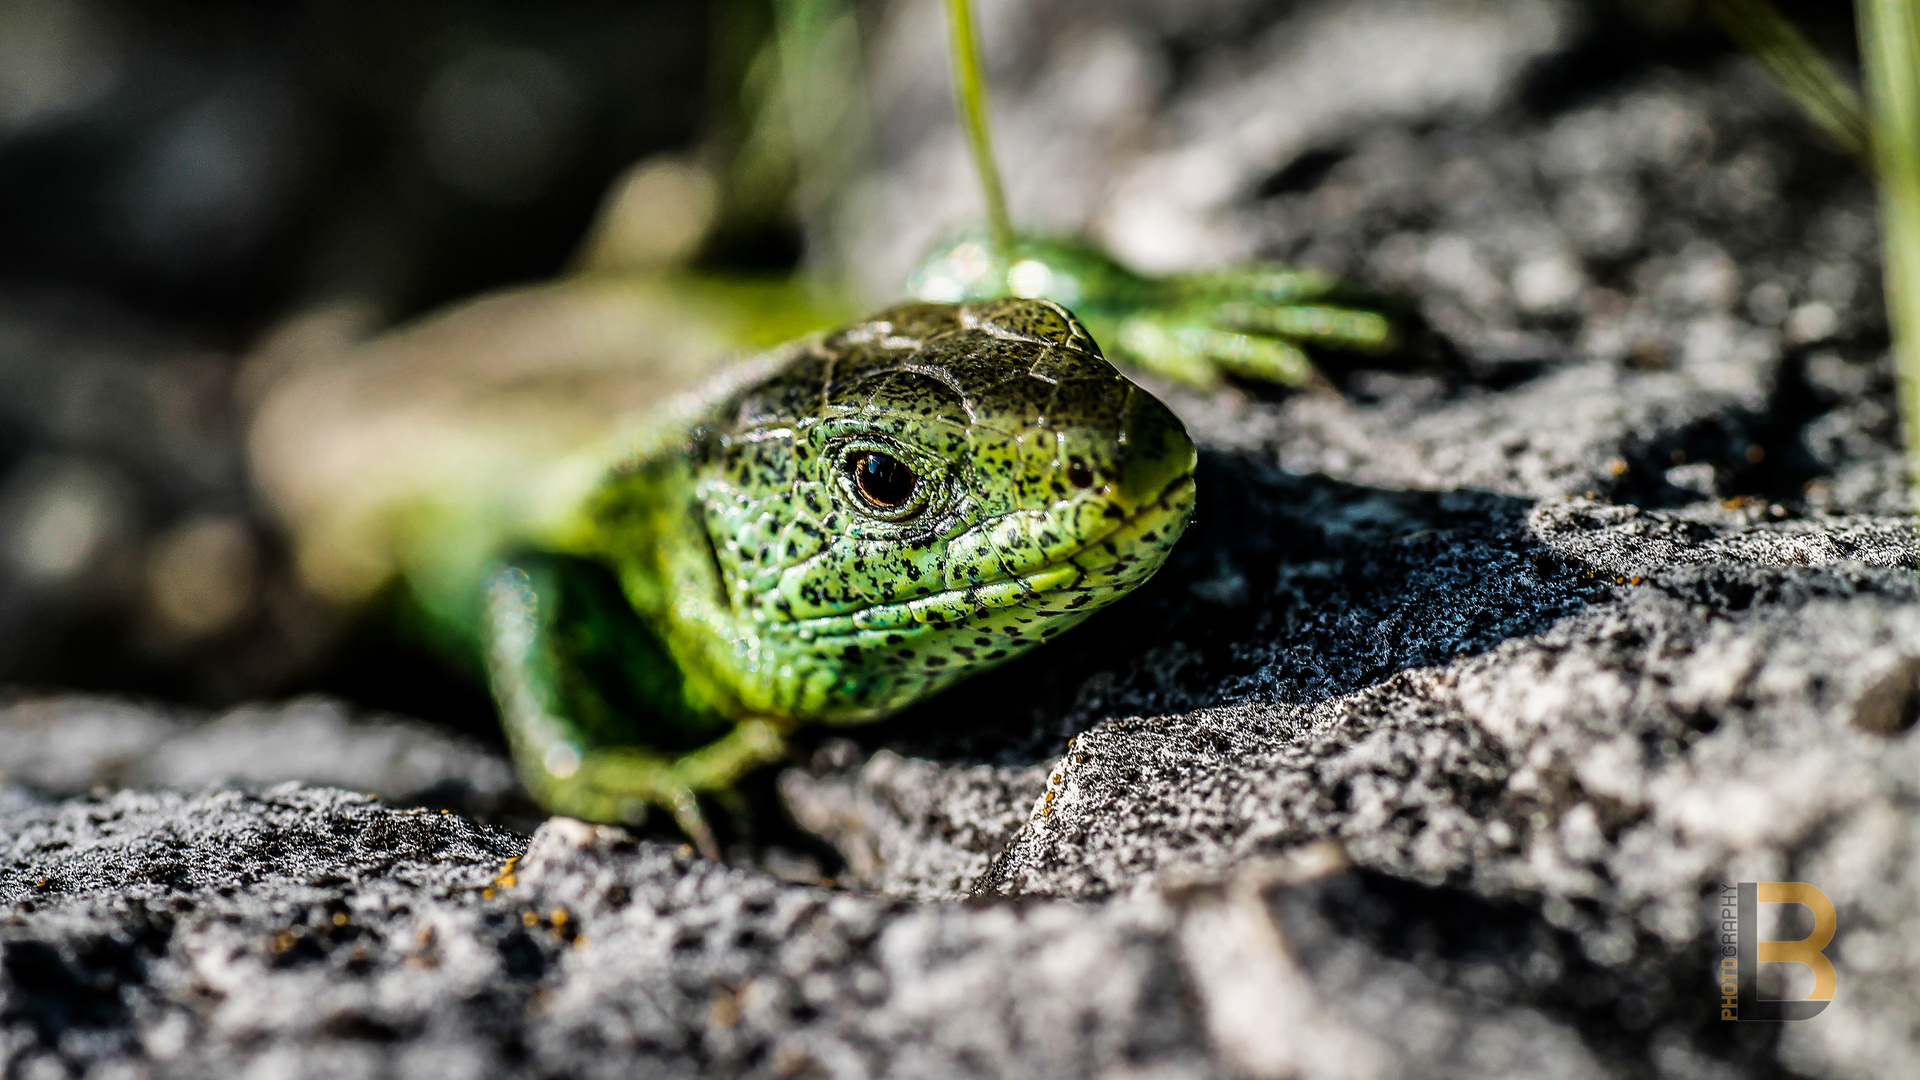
[
  {"left": 4, "top": 1, "right": 1920, "bottom": 1078},
  {"left": 0, "top": 696, "right": 519, "bottom": 819}
]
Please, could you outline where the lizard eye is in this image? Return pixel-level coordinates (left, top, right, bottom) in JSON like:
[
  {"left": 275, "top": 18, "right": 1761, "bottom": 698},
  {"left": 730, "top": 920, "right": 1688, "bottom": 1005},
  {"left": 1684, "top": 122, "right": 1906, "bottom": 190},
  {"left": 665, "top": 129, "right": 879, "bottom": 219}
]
[{"left": 849, "top": 451, "right": 918, "bottom": 511}]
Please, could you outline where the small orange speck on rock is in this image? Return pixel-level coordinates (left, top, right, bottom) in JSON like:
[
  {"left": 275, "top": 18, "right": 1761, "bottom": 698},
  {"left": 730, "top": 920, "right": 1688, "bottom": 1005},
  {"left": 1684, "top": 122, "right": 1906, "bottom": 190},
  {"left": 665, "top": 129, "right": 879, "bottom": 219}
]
[
  {"left": 482, "top": 888, "right": 497, "bottom": 900},
  {"left": 1606, "top": 458, "right": 1627, "bottom": 476},
  {"left": 551, "top": 908, "right": 569, "bottom": 927},
  {"left": 1630, "top": 576, "right": 1642, "bottom": 585},
  {"left": 522, "top": 910, "right": 540, "bottom": 928},
  {"left": 332, "top": 912, "right": 349, "bottom": 926}
]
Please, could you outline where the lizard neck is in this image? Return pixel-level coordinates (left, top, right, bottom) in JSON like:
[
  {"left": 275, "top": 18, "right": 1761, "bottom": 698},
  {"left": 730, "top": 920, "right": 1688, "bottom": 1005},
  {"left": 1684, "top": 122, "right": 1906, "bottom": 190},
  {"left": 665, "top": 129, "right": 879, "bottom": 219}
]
[{"left": 582, "top": 453, "right": 756, "bottom": 722}]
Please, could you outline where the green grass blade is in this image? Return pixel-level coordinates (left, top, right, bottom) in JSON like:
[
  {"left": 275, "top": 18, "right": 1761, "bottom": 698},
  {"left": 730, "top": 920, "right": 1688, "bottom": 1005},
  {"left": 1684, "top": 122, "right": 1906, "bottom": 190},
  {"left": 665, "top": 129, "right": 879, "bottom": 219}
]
[
  {"left": 1708, "top": 0, "right": 1874, "bottom": 163},
  {"left": 944, "top": 0, "right": 1016, "bottom": 259},
  {"left": 1857, "top": 0, "right": 1920, "bottom": 508}
]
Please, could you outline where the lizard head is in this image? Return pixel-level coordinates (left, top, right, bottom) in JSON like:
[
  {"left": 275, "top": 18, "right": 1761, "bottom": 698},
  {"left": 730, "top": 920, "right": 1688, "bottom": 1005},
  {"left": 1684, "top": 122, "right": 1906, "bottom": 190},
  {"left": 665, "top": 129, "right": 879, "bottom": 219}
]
[{"left": 690, "top": 298, "right": 1196, "bottom": 721}]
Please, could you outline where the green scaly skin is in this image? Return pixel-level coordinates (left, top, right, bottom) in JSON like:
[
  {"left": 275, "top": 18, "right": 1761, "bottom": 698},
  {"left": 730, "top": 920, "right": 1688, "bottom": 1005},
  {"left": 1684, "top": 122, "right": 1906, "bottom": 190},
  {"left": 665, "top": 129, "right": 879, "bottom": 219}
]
[{"left": 477, "top": 297, "right": 1196, "bottom": 856}]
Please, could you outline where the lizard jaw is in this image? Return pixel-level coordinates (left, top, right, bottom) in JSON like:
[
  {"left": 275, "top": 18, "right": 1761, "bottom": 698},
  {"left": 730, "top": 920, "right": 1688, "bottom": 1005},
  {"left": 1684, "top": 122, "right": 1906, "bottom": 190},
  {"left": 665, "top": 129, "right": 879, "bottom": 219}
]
[{"left": 787, "top": 468, "right": 1195, "bottom": 639}]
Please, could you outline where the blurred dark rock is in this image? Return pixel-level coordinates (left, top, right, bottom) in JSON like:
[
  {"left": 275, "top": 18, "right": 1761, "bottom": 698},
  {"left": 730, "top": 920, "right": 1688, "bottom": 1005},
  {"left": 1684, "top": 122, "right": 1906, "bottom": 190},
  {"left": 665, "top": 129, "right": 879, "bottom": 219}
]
[
  {"left": 0, "top": 293, "right": 331, "bottom": 703},
  {"left": 0, "top": 0, "right": 720, "bottom": 707},
  {"left": 0, "top": 695, "right": 522, "bottom": 821},
  {"left": 0, "top": 0, "right": 711, "bottom": 321}
]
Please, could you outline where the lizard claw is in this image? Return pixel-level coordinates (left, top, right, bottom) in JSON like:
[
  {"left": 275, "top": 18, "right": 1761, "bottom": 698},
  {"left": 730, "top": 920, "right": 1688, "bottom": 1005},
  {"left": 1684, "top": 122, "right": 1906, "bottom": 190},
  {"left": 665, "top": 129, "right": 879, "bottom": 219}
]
[
  {"left": 540, "top": 719, "right": 790, "bottom": 860},
  {"left": 908, "top": 231, "right": 1396, "bottom": 389},
  {"left": 666, "top": 786, "right": 721, "bottom": 862}
]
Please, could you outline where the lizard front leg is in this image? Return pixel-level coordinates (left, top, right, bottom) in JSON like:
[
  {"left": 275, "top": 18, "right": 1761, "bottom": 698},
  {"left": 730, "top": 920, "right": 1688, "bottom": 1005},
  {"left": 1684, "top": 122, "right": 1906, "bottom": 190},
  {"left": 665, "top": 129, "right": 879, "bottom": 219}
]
[
  {"left": 481, "top": 553, "right": 787, "bottom": 859},
  {"left": 908, "top": 233, "right": 1395, "bottom": 389}
]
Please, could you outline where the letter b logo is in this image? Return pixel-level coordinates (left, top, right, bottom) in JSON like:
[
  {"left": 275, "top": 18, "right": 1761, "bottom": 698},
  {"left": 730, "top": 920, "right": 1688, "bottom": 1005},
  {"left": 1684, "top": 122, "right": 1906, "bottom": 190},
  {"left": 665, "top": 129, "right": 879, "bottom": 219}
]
[{"left": 1735, "top": 882, "right": 1836, "bottom": 1021}]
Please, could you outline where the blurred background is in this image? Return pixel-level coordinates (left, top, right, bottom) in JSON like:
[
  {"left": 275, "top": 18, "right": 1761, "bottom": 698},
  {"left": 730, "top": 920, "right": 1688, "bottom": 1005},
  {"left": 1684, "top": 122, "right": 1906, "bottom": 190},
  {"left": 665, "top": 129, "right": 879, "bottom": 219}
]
[
  {"left": 0, "top": 0, "right": 738, "bottom": 724},
  {"left": 0, "top": 0, "right": 1881, "bottom": 741}
]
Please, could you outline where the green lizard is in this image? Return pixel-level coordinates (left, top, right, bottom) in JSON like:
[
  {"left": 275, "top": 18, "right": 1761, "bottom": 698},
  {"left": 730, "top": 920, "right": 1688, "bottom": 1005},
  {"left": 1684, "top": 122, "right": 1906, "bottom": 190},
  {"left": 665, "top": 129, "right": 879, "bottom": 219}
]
[{"left": 248, "top": 0, "right": 1392, "bottom": 856}]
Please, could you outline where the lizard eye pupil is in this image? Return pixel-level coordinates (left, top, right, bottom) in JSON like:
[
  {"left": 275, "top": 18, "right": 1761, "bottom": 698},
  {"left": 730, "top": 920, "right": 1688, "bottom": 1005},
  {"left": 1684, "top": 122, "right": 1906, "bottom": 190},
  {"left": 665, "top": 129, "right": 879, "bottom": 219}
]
[{"left": 850, "top": 451, "right": 917, "bottom": 510}]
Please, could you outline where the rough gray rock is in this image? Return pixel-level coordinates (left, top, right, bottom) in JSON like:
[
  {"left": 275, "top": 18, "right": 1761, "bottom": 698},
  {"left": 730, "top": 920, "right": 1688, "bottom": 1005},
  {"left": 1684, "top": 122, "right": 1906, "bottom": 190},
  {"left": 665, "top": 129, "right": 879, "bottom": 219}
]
[
  {"left": 0, "top": 695, "right": 521, "bottom": 820},
  {"left": 0, "top": 789, "right": 1215, "bottom": 1080},
  {"left": 0, "top": 784, "right": 1786, "bottom": 1080},
  {"left": 5, "top": 1, "right": 1920, "bottom": 1078},
  {"left": 778, "top": 745, "right": 1046, "bottom": 899}
]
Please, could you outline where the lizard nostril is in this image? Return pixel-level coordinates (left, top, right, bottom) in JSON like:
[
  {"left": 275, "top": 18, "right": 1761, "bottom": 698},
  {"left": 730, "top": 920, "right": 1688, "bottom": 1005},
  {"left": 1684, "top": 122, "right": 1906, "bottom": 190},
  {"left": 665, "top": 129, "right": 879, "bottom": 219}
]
[
  {"left": 1117, "top": 391, "right": 1195, "bottom": 504},
  {"left": 1066, "top": 457, "right": 1094, "bottom": 489}
]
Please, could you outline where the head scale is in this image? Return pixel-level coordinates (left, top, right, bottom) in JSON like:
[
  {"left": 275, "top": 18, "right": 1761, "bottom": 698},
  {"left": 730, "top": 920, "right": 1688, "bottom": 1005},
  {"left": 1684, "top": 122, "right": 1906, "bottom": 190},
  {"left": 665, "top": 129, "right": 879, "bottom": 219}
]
[{"left": 687, "top": 298, "right": 1196, "bottom": 721}]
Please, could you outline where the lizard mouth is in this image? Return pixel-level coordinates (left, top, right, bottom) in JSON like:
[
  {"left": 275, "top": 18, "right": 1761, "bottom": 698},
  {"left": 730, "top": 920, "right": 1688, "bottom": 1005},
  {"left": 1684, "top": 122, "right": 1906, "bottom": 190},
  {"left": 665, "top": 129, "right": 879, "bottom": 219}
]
[{"left": 791, "top": 469, "right": 1196, "bottom": 638}]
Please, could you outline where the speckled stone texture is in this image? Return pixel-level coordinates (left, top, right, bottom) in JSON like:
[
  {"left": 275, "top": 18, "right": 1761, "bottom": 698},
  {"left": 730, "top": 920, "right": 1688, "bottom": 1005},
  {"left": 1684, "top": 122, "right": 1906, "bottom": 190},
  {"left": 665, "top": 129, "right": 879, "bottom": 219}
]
[
  {"left": 0, "top": 697, "right": 520, "bottom": 819},
  {"left": 5, "top": 0, "right": 1920, "bottom": 1077},
  {"left": 1, "top": 789, "right": 1217, "bottom": 1080}
]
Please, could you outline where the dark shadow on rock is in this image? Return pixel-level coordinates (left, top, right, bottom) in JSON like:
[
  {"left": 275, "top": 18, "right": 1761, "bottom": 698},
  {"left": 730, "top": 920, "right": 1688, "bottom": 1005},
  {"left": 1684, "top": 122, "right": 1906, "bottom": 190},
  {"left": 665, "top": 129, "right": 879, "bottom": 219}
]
[
  {"left": 1607, "top": 346, "right": 1860, "bottom": 511},
  {"left": 306, "top": 587, "right": 508, "bottom": 749},
  {"left": 0, "top": 916, "right": 169, "bottom": 1060},
  {"left": 834, "top": 450, "right": 1607, "bottom": 768},
  {"left": 1274, "top": 868, "right": 1798, "bottom": 1078},
  {"left": 1515, "top": 7, "right": 1735, "bottom": 118}
]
